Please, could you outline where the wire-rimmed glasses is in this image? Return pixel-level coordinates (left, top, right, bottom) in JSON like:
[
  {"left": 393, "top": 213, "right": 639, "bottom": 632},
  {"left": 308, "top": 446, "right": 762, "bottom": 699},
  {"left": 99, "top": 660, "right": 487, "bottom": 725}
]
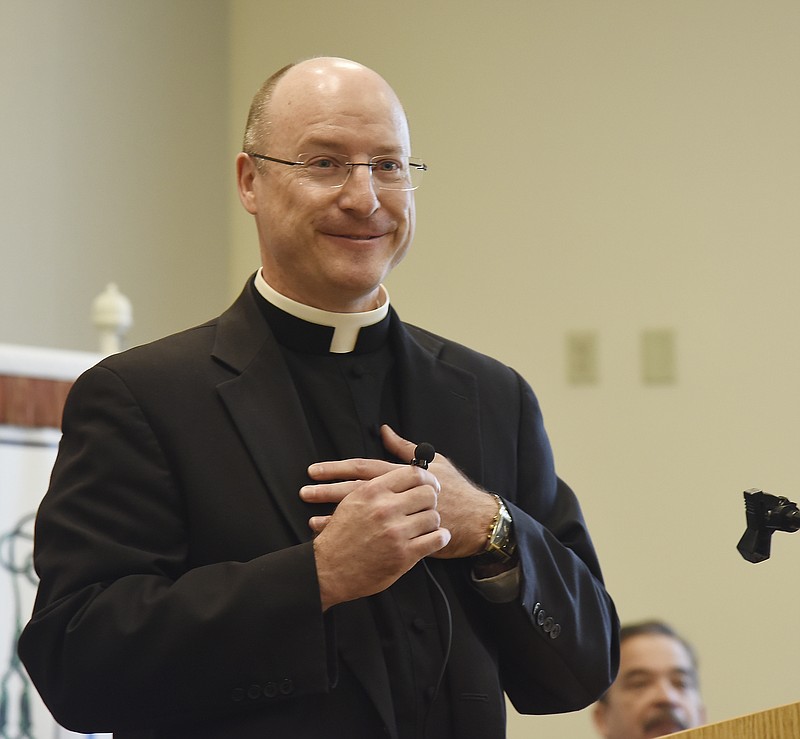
[{"left": 246, "top": 152, "right": 426, "bottom": 191}]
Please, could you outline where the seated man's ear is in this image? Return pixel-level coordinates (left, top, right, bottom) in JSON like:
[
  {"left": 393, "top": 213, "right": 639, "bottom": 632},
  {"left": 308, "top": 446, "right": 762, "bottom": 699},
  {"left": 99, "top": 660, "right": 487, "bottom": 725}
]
[{"left": 591, "top": 699, "right": 610, "bottom": 738}]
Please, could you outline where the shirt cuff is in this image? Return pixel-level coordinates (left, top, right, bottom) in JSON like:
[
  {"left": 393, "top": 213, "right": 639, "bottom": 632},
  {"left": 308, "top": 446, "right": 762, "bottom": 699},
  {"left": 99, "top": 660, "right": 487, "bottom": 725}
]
[{"left": 471, "top": 564, "right": 520, "bottom": 603}]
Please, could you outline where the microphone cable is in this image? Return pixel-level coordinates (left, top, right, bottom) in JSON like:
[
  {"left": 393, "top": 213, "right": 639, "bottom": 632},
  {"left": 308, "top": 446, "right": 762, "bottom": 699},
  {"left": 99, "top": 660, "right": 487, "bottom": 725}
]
[
  {"left": 412, "top": 442, "right": 453, "bottom": 737},
  {"left": 422, "top": 557, "right": 452, "bottom": 738}
]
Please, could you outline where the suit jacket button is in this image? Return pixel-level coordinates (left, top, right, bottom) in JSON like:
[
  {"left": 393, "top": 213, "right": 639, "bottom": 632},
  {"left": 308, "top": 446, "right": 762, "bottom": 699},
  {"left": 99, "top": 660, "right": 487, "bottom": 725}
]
[
  {"left": 263, "top": 682, "right": 278, "bottom": 698},
  {"left": 280, "top": 678, "right": 294, "bottom": 695},
  {"left": 536, "top": 609, "right": 546, "bottom": 626},
  {"left": 550, "top": 623, "right": 562, "bottom": 639},
  {"left": 247, "top": 683, "right": 262, "bottom": 700},
  {"left": 543, "top": 616, "right": 554, "bottom": 632}
]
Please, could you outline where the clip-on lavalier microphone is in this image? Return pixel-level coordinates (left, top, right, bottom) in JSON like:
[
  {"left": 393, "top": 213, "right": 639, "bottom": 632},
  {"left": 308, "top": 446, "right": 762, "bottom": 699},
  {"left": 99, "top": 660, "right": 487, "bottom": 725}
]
[{"left": 411, "top": 442, "right": 435, "bottom": 470}]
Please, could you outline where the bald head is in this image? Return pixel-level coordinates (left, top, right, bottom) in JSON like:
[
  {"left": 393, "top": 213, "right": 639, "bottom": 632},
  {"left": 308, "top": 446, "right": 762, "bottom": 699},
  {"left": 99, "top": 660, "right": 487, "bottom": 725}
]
[{"left": 242, "top": 57, "right": 409, "bottom": 156}]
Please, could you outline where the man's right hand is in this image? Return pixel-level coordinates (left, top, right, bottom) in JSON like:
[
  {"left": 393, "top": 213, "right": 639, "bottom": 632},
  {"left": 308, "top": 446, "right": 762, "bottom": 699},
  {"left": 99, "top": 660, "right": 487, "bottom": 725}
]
[{"left": 300, "top": 460, "right": 451, "bottom": 611}]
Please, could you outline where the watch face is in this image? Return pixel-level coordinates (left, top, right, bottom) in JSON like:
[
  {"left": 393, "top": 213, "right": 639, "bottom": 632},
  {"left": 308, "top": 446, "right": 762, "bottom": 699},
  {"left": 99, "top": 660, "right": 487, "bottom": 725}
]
[
  {"left": 490, "top": 502, "right": 516, "bottom": 558},
  {"left": 473, "top": 496, "right": 515, "bottom": 563}
]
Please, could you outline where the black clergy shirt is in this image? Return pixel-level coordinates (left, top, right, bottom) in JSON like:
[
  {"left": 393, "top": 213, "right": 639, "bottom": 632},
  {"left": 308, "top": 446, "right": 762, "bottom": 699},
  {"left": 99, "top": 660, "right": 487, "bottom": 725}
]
[{"left": 251, "top": 280, "right": 454, "bottom": 739}]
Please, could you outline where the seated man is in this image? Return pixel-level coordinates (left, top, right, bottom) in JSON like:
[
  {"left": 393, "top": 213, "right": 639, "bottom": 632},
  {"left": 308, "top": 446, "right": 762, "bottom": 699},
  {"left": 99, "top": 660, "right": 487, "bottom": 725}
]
[{"left": 592, "top": 620, "right": 706, "bottom": 739}]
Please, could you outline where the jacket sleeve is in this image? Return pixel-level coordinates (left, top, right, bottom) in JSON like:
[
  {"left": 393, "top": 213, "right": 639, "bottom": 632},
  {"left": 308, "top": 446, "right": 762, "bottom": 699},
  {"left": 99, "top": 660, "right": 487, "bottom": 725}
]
[
  {"left": 17, "top": 365, "right": 334, "bottom": 733},
  {"left": 477, "top": 370, "right": 620, "bottom": 714}
]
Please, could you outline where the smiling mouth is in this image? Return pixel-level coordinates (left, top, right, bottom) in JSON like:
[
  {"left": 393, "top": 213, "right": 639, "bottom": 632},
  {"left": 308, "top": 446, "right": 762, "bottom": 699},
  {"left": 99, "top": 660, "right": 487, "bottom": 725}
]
[{"left": 329, "top": 233, "right": 383, "bottom": 241}]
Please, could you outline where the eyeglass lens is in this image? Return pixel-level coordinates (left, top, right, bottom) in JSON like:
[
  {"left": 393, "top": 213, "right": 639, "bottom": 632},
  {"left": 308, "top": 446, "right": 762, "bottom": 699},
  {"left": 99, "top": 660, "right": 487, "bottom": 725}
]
[{"left": 297, "top": 154, "right": 424, "bottom": 191}]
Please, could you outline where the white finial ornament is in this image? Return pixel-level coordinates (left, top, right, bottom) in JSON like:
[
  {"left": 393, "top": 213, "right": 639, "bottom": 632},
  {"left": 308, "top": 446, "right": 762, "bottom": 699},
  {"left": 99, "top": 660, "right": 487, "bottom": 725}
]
[{"left": 92, "top": 283, "right": 133, "bottom": 354}]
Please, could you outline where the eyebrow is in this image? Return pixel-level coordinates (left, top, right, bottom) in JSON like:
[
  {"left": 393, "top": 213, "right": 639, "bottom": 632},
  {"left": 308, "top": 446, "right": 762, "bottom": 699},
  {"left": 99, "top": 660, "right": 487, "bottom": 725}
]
[{"left": 621, "top": 667, "right": 696, "bottom": 684}]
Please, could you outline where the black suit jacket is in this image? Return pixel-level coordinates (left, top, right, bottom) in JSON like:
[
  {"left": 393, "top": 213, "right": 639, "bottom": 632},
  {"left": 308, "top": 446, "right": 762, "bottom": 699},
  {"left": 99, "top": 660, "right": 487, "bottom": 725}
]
[{"left": 19, "top": 282, "right": 619, "bottom": 738}]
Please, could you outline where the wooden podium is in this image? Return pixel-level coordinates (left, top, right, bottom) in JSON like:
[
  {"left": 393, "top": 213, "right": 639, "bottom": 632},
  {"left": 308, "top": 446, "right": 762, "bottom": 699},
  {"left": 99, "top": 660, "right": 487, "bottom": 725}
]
[{"left": 669, "top": 702, "right": 800, "bottom": 738}]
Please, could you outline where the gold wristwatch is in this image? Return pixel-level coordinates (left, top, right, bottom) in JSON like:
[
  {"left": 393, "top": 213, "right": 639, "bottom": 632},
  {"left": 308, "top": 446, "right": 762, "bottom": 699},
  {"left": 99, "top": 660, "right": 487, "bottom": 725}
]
[{"left": 473, "top": 494, "right": 517, "bottom": 565}]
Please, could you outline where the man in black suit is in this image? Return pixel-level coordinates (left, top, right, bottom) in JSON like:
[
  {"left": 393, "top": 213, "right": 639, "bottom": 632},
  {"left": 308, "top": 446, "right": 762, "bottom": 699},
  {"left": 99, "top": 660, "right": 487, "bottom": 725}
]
[{"left": 19, "top": 57, "right": 619, "bottom": 738}]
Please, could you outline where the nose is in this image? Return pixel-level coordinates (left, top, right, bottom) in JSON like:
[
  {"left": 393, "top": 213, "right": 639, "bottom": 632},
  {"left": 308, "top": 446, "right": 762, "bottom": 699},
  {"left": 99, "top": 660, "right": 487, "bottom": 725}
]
[
  {"left": 651, "top": 678, "right": 682, "bottom": 705},
  {"left": 337, "top": 163, "right": 380, "bottom": 216}
]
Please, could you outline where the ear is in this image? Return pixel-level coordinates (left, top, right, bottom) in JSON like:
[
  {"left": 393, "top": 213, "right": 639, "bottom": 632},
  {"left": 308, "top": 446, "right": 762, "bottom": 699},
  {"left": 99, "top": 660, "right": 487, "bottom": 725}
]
[
  {"left": 236, "top": 152, "right": 259, "bottom": 215},
  {"left": 591, "top": 700, "right": 609, "bottom": 737}
]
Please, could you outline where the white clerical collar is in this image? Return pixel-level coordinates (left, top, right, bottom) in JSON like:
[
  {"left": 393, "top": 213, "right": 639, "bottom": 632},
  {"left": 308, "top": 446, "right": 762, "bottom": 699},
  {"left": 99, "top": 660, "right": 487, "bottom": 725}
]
[{"left": 254, "top": 269, "right": 391, "bottom": 353}]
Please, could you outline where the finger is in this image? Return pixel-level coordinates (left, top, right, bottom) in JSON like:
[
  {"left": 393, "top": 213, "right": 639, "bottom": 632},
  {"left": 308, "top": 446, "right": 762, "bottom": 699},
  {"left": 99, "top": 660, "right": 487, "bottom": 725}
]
[
  {"left": 310, "top": 465, "right": 434, "bottom": 500},
  {"left": 411, "top": 527, "right": 451, "bottom": 557},
  {"left": 300, "top": 480, "right": 359, "bottom": 504},
  {"left": 308, "top": 515, "right": 332, "bottom": 533},
  {"left": 392, "top": 484, "right": 439, "bottom": 517},
  {"left": 380, "top": 424, "right": 417, "bottom": 464},
  {"left": 408, "top": 507, "right": 442, "bottom": 534},
  {"left": 307, "top": 457, "right": 395, "bottom": 482}
]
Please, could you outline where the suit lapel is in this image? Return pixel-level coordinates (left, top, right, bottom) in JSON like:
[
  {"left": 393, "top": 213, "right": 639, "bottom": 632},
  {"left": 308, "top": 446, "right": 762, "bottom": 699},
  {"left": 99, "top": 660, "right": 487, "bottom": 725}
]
[
  {"left": 211, "top": 286, "right": 318, "bottom": 543},
  {"left": 390, "top": 318, "right": 484, "bottom": 485}
]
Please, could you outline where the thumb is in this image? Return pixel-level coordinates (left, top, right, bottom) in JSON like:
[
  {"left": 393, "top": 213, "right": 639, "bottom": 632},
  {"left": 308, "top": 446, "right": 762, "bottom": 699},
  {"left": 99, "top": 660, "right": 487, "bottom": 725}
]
[{"left": 380, "top": 424, "right": 416, "bottom": 463}]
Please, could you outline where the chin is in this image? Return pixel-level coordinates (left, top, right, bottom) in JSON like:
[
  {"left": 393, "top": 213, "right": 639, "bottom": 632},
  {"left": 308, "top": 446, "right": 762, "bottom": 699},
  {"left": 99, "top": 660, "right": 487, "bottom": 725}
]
[{"left": 643, "top": 722, "right": 686, "bottom": 738}]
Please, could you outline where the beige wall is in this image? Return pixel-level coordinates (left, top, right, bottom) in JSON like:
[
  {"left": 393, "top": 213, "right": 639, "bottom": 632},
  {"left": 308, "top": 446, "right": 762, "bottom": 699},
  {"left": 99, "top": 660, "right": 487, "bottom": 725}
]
[
  {"left": 3, "top": 1, "right": 799, "bottom": 737},
  {"left": 0, "top": 0, "right": 230, "bottom": 351}
]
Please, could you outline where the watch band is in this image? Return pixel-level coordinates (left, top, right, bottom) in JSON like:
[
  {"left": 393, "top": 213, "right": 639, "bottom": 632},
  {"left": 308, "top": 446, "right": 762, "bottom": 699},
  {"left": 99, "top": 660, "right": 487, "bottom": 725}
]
[{"left": 473, "top": 494, "right": 517, "bottom": 565}]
